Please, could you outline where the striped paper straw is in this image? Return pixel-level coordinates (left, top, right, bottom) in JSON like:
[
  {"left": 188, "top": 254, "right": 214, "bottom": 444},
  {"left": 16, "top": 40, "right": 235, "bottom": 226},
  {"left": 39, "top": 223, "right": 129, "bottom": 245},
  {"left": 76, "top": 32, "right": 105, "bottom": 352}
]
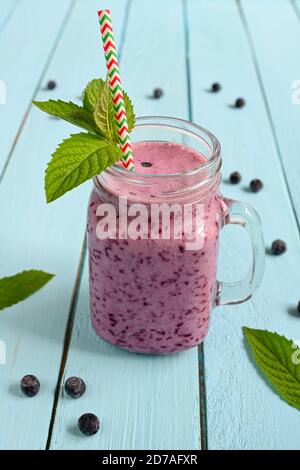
[{"left": 98, "top": 9, "right": 134, "bottom": 171}]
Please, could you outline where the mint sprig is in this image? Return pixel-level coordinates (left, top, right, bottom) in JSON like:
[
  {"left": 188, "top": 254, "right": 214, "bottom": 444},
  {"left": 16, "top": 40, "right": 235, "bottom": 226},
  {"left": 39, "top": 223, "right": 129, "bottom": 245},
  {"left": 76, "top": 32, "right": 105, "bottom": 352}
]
[
  {"left": 122, "top": 92, "right": 135, "bottom": 133},
  {"left": 83, "top": 78, "right": 106, "bottom": 112},
  {"left": 45, "top": 133, "right": 122, "bottom": 202},
  {"left": 0, "top": 270, "right": 54, "bottom": 311},
  {"left": 32, "top": 100, "right": 101, "bottom": 136},
  {"left": 243, "top": 327, "right": 300, "bottom": 411},
  {"left": 33, "top": 76, "right": 135, "bottom": 202},
  {"left": 84, "top": 78, "right": 135, "bottom": 142},
  {"left": 93, "top": 79, "right": 118, "bottom": 143}
]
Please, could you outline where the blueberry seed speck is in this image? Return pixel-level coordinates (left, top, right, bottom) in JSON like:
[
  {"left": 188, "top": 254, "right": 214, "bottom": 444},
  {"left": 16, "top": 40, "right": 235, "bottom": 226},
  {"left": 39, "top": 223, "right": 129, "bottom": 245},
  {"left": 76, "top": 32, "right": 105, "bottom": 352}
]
[
  {"left": 211, "top": 82, "right": 221, "bottom": 92},
  {"left": 250, "top": 179, "right": 263, "bottom": 193},
  {"left": 20, "top": 375, "right": 40, "bottom": 397},
  {"left": 153, "top": 88, "right": 163, "bottom": 99},
  {"left": 65, "top": 377, "right": 86, "bottom": 399},
  {"left": 235, "top": 98, "right": 246, "bottom": 108},
  {"left": 229, "top": 171, "right": 242, "bottom": 184},
  {"left": 78, "top": 413, "right": 100, "bottom": 436},
  {"left": 141, "top": 162, "right": 152, "bottom": 168},
  {"left": 47, "top": 80, "right": 57, "bottom": 90},
  {"left": 271, "top": 239, "right": 287, "bottom": 256}
]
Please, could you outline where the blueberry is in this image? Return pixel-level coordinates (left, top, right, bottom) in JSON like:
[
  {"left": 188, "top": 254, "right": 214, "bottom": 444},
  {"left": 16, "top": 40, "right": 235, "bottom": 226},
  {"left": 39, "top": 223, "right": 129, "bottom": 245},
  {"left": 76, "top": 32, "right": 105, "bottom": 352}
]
[
  {"left": 78, "top": 413, "right": 100, "bottom": 436},
  {"left": 250, "top": 179, "right": 263, "bottom": 192},
  {"left": 235, "top": 98, "right": 246, "bottom": 108},
  {"left": 141, "top": 162, "right": 152, "bottom": 168},
  {"left": 65, "top": 377, "right": 86, "bottom": 399},
  {"left": 271, "top": 239, "right": 287, "bottom": 255},
  {"left": 20, "top": 375, "right": 40, "bottom": 397},
  {"left": 153, "top": 88, "right": 163, "bottom": 99},
  {"left": 229, "top": 171, "right": 241, "bottom": 184},
  {"left": 47, "top": 80, "right": 57, "bottom": 90},
  {"left": 211, "top": 82, "right": 221, "bottom": 92}
]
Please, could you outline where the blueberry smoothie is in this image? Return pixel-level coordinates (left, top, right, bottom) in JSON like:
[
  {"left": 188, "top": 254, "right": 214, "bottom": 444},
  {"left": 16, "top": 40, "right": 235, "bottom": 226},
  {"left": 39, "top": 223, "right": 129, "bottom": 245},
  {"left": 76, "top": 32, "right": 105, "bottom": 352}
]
[{"left": 88, "top": 141, "right": 225, "bottom": 354}]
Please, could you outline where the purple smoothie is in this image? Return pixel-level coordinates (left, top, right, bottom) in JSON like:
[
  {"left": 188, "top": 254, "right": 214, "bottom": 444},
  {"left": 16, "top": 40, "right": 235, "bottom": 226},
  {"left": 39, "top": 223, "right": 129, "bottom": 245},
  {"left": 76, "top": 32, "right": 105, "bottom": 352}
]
[{"left": 87, "top": 141, "right": 225, "bottom": 354}]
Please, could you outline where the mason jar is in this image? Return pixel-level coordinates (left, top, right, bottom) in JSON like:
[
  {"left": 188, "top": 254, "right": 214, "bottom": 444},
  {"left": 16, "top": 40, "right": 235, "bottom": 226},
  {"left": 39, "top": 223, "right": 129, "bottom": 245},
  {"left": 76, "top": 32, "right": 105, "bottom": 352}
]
[{"left": 87, "top": 117, "right": 265, "bottom": 354}]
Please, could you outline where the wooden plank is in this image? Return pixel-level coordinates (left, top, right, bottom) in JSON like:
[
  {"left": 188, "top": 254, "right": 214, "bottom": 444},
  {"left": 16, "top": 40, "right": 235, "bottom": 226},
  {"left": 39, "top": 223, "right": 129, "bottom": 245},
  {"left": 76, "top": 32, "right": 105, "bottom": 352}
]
[
  {"left": 239, "top": 0, "right": 300, "bottom": 223},
  {"left": 0, "top": 0, "right": 128, "bottom": 450},
  {"left": 0, "top": 0, "right": 73, "bottom": 179},
  {"left": 50, "top": 0, "right": 201, "bottom": 450},
  {"left": 51, "top": 263, "right": 200, "bottom": 450},
  {"left": 187, "top": 0, "right": 300, "bottom": 449},
  {"left": 0, "top": 0, "right": 19, "bottom": 35}
]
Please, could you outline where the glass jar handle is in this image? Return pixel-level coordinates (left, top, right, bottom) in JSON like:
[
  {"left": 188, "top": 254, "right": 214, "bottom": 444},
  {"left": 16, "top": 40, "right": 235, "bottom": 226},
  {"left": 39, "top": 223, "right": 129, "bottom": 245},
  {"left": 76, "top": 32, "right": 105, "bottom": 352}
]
[{"left": 215, "top": 198, "right": 265, "bottom": 306}]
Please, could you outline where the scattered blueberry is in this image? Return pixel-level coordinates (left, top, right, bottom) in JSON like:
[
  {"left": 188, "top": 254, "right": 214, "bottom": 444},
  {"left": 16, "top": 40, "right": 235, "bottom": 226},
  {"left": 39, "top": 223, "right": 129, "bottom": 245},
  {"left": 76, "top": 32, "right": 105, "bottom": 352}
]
[
  {"left": 141, "top": 162, "right": 152, "bottom": 168},
  {"left": 20, "top": 375, "right": 40, "bottom": 397},
  {"left": 235, "top": 98, "right": 246, "bottom": 108},
  {"left": 47, "top": 80, "right": 57, "bottom": 90},
  {"left": 211, "top": 82, "right": 221, "bottom": 92},
  {"left": 78, "top": 413, "right": 100, "bottom": 436},
  {"left": 271, "top": 239, "right": 287, "bottom": 256},
  {"left": 229, "top": 171, "right": 242, "bottom": 184},
  {"left": 250, "top": 179, "right": 263, "bottom": 193},
  {"left": 297, "top": 301, "right": 300, "bottom": 314},
  {"left": 65, "top": 377, "right": 86, "bottom": 399},
  {"left": 153, "top": 88, "right": 164, "bottom": 99}
]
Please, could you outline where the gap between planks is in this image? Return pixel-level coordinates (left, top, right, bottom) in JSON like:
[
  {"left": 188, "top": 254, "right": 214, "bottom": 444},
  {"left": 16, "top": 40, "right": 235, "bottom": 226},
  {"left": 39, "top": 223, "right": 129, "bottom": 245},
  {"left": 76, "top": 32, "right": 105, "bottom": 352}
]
[
  {"left": 0, "top": 0, "right": 19, "bottom": 36},
  {"left": 45, "top": 0, "right": 133, "bottom": 449},
  {"left": 46, "top": 234, "right": 87, "bottom": 449},
  {"left": 183, "top": 0, "right": 208, "bottom": 450},
  {"left": 184, "top": 0, "right": 300, "bottom": 448},
  {"left": 0, "top": 0, "right": 76, "bottom": 187},
  {"left": 290, "top": 0, "right": 300, "bottom": 22},
  {"left": 237, "top": 0, "right": 300, "bottom": 235}
]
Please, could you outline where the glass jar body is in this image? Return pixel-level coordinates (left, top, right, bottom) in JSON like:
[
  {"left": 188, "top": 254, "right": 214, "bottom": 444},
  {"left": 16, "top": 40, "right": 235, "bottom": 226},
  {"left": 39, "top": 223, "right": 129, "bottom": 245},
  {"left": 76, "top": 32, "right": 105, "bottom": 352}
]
[
  {"left": 87, "top": 116, "right": 264, "bottom": 354},
  {"left": 87, "top": 188, "right": 225, "bottom": 354}
]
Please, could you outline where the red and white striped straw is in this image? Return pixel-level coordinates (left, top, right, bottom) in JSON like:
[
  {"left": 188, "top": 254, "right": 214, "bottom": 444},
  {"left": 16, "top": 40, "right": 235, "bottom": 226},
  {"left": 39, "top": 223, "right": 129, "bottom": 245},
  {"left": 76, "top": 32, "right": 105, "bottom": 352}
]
[{"left": 98, "top": 9, "right": 134, "bottom": 171}]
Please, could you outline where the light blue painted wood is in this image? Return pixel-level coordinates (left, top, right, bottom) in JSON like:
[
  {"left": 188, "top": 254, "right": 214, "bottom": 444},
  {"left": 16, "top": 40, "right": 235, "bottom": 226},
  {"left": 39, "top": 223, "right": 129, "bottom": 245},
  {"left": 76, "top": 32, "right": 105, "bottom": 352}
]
[
  {"left": 51, "top": 263, "right": 200, "bottom": 450},
  {"left": 0, "top": 0, "right": 128, "bottom": 450},
  {"left": 240, "top": 0, "right": 300, "bottom": 223},
  {"left": 0, "top": 0, "right": 19, "bottom": 35},
  {"left": 50, "top": 0, "right": 201, "bottom": 450},
  {"left": 0, "top": 0, "right": 73, "bottom": 178},
  {"left": 187, "top": 0, "right": 300, "bottom": 450},
  {"left": 1, "top": 0, "right": 299, "bottom": 451}
]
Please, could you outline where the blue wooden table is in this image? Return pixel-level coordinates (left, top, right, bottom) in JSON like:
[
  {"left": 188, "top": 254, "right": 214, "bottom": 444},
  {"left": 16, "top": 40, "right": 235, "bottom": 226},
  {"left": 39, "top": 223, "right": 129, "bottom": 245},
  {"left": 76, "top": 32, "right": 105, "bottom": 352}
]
[{"left": 1, "top": 0, "right": 300, "bottom": 450}]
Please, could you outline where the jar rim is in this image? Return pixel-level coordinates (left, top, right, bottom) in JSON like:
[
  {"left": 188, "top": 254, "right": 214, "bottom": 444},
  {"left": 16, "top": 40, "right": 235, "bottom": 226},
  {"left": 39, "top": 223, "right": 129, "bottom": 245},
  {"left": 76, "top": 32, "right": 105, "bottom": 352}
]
[{"left": 100, "top": 116, "right": 221, "bottom": 180}]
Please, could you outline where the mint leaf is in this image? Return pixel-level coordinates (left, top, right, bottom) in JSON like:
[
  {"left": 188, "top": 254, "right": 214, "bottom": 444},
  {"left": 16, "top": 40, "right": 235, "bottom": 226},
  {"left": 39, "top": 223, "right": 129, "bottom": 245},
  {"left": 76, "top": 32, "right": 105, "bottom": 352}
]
[
  {"left": 35, "top": 77, "right": 136, "bottom": 203},
  {"left": 84, "top": 77, "right": 135, "bottom": 142},
  {"left": 32, "top": 100, "right": 101, "bottom": 136},
  {"left": 45, "top": 133, "right": 123, "bottom": 202},
  {"left": 123, "top": 90, "right": 135, "bottom": 132},
  {"left": 0, "top": 270, "right": 54, "bottom": 311},
  {"left": 83, "top": 78, "right": 106, "bottom": 112},
  {"left": 243, "top": 327, "right": 300, "bottom": 411},
  {"left": 94, "top": 79, "right": 118, "bottom": 143}
]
